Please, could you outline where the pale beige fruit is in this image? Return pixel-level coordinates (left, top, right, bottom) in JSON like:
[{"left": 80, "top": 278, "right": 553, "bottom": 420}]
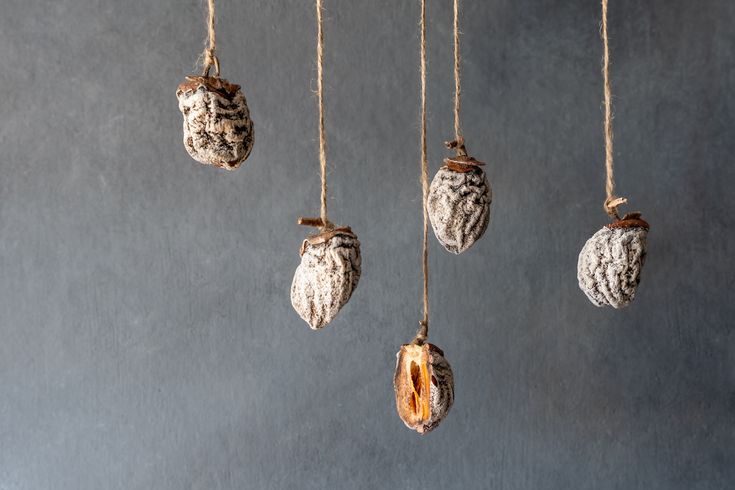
[
  {"left": 176, "top": 76, "right": 254, "bottom": 170},
  {"left": 427, "top": 154, "right": 491, "bottom": 254},
  {"left": 394, "top": 342, "right": 454, "bottom": 434},
  {"left": 577, "top": 213, "right": 649, "bottom": 308},
  {"left": 291, "top": 227, "right": 361, "bottom": 330}
]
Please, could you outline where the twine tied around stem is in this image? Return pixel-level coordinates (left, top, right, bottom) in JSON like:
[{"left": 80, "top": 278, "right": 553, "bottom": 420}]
[
  {"left": 452, "top": 0, "right": 463, "bottom": 146},
  {"left": 412, "top": 0, "right": 430, "bottom": 346},
  {"left": 298, "top": 0, "right": 333, "bottom": 234},
  {"left": 445, "top": 0, "right": 466, "bottom": 161},
  {"left": 601, "top": 0, "right": 627, "bottom": 219},
  {"left": 442, "top": 0, "right": 484, "bottom": 173},
  {"left": 200, "top": 0, "right": 221, "bottom": 77}
]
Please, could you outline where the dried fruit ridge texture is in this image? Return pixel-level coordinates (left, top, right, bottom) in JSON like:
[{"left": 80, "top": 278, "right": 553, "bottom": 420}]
[
  {"left": 291, "top": 229, "right": 361, "bottom": 330},
  {"left": 394, "top": 343, "right": 454, "bottom": 434},
  {"left": 176, "top": 76, "right": 254, "bottom": 170},
  {"left": 427, "top": 166, "right": 491, "bottom": 254},
  {"left": 577, "top": 226, "right": 648, "bottom": 308}
]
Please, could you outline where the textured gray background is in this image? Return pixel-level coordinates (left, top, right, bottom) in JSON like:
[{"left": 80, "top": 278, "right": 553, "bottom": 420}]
[{"left": 1, "top": 0, "right": 734, "bottom": 489}]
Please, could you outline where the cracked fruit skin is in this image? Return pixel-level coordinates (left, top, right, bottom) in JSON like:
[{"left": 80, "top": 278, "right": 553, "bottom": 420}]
[
  {"left": 427, "top": 165, "right": 491, "bottom": 254},
  {"left": 176, "top": 76, "right": 254, "bottom": 170},
  {"left": 393, "top": 343, "right": 454, "bottom": 434},
  {"left": 577, "top": 222, "right": 648, "bottom": 308},
  {"left": 291, "top": 228, "right": 361, "bottom": 329}
]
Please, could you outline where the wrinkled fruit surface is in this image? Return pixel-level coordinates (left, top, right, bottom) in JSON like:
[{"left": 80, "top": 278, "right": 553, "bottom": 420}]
[
  {"left": 428, "top": 166, "right": 491, "bottom": 254},
  {"left": 290, "top": 228, "right": 361, "bottom": 330},
  {"left": 577, "top": 225, "right": 648, "bottom": 308},
  {"left": 176, "top": 76, "right": 254, "bottom": 170},
  {"left": 394, "top": 343, "right": 454, "bottom": 434}
]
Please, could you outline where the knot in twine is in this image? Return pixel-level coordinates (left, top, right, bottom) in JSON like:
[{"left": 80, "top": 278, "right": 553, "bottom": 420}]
[
  {"left": 296, "top": 0, "right": 332, "bottom": 236},
  {"left": 201, "top": 0, "right": 220, "bottom": 77},
  {"left": 600, "top": 0, "right": 629, "bottom": 222},
  {"left": 412, "top": 320, "right": 428, "bottom": 346},
  {"left": 445, "top": 137, "right": 467, "bottom": 157},
  {"left": 202, "top": 49, "right": 220, "bottom": 77},
  {"left": 604, "top": 195, "right": 627, "bottom": 219}
]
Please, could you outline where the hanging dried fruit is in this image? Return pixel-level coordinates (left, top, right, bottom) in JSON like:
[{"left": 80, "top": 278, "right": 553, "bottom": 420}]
[
  {"left": 577, "top": 0, "right": 650, "bottom": 308},
  {"left": 176, "top": 76, "right": 254, "bottom": 170},
  {"left": 394, "top": 342, "right": 454, "bottom": 434},
  {"left": 393, "top": 0, "right": 454, "bottom": 435},
  {"left": 428, "top": 140, "right": 491, "bottom": 254},
  {"left": 578, "top": 213, "right": 649, "bottom": 308},
  {"left": 290, "top": 2, "right": 360, "bottom": 330},
  {"left": 427, "top": 0, "right": 492, "bottom": 255},
  {"left": 176, "top": 0, "right": 254, "bottom": 170},
  {"left": 291, "top": 225, "right": 361, "bottom": 330}
]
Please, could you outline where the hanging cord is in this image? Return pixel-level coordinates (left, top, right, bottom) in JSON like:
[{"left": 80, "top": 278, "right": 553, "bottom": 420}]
[
  {"left": 445, "top": 0, "right": 469, "bottom": 159},
  {"left": 317, "top": 0, "right": 329, "bottom": 229},
  {"left": 453, "top": 0, "right": 463, "bottom": 148},
  {"left": 201, "top": 0, "right": 220, "bottom": 77},
  {"left": 297, "top": 0, "right": 333, "bottom": 232},
  {"left": 413, "top": 0, "right": 429, "bottom": 346},
  {"left": 601, "top": 0, "right": 626, "bottom": 218}
]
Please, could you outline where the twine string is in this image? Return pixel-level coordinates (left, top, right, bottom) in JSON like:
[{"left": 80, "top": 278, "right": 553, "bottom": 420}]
[
  {"left": 296, "top": 0, "right": 333, "bottom": 232},
  {"left": 453, "top": 0, "right": 463, "bottom": 146},
  {"left": 316, "top": 0, "right": 329, "bottom": 229},
  {"left": 202, "top": 0, "right": 220, "bottom": 77},
  {"left": 601, "top": 0, "right": 626, "bottom": 218},
  {"left": 414, "top": 0, "right": 429, "bottom": 345},
  {"left": 445, "top": 0, "right": 467, "bottom": 158}
]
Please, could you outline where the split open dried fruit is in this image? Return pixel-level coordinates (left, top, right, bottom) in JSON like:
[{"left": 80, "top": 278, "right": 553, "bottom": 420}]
[
  {"left": 577, "top": 213, "right": 649, "bottom": 308},
  {"left": 393, "top": 342, "right": 454, "bottom": 434},
  {"left": 291, "top": 227, "right": 361, "bottom": 329},
  {"left": 176, "top": 76, "right": 254, "bottom": 170}
]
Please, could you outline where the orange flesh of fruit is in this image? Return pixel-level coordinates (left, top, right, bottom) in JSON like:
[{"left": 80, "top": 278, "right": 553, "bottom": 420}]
[{"left": 409, "top": 360, "right": 430, "bottom": 421}]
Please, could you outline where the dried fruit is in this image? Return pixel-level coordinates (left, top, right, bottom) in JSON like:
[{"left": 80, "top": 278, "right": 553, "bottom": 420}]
[
  {"left": 427, "top": 148, "right": 491, "bottom": 254},
  {"left": 577, "top": 213, "right": 649, "bottom": 308},
  {"left": 291, "top": 227, "right": 361, "bottom": 329},
  {"left": 394, "top": 342, "right": 454, "bottom": 434},
  {"left": 176, "top": 76, "right": 254, "bottom": 170}
]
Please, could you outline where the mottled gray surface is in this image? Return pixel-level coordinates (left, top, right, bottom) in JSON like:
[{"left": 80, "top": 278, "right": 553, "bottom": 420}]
[
  {"left": 1, "top": 1, "right": 734, "bottom": 489},
  {"left": 176, "top": 77, "right": 254, "bottom": 169},
  {"left": 428, "top": 166, "right": 491, "bottom": 254},
  {"left": 578, "top": 225, "right": 647, "bottom": 308}
]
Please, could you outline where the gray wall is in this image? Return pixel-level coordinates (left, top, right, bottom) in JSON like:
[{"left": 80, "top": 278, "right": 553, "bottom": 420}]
[{"left": 1, "top": 1, "right": 734, "bottom": 489}]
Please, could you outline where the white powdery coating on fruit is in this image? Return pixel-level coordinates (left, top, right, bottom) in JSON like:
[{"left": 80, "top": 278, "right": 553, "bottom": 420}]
[
  {"left": 176, "top": 83, "right": 254, "bottom": 169},
  {"left": 290, "top": 231, "right": 361, "bottom": 330},
  {"left": 577, "top": 226, "right": 648, "bottom": 308},
  {"left": 427, "top": 166, "right": 492, "bottom": 254},
  {"left": 424, "top": 349, "right": 454, "bottom": 433}
]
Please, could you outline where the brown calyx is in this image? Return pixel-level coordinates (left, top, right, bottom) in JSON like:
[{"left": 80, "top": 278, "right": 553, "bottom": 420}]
[
  {"left": 297, "top": 217, "right": 355, "bottom": 254},
  {"left": 444, "top": 138, "right": 485, "bottom": 173},
  {"left": 606, "top": 212, "right": 650, "bottom": 230},
  {"left": 305, "top": 227, "right": 354, "bottom": 245},
  {"left": 177, "top": 76, "right": 241, "bottom": 99}
]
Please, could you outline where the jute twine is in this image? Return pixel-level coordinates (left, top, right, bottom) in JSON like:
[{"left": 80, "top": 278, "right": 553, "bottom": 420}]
[
  {"left": 453, "top": 0, "right": 462, "bottom": 147},
  {"left": 445, "top": 0, "right": 471, "bottom": 160},
  {"left": 298, "top": 0, "right": 334, "bottom": 232},
  {"left": 201, "top": 0, "right": 220, "bottom": 77},
  {"left": 413, "top": 0, "right": 429, "bottom": 345},
  {"left": 601, "top": 0, "right": 626, "bottom": 218},
  {"left": 317, "top": 0, "right": 329, "bottom": 229}
]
